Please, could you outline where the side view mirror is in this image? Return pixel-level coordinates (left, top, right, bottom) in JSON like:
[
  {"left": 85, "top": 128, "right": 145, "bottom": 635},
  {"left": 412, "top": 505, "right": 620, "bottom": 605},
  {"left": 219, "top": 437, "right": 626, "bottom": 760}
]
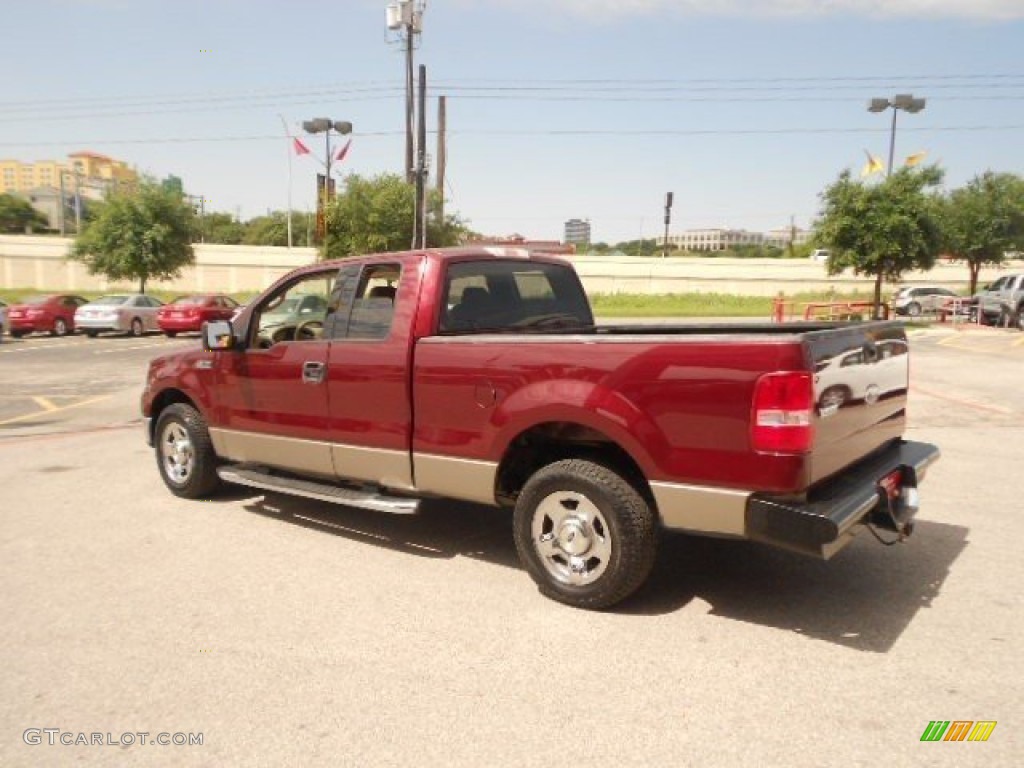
[{"left": 203, "top": 320, "right": 236, "bottom": 351}]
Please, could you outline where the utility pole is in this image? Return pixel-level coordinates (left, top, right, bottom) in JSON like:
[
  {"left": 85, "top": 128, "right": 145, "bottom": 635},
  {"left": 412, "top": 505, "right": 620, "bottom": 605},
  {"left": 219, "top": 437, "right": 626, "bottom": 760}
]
[
  {"left": 435, "top": 95, "right": 446, "bottom": 228},
  {"left": 413, "top": 64, "right": 427, "bottom": 249},
  {"left": 387, "top": 2, "right": 424, "bottom": 183},
  {"left": 662, "top": 192, "right": 673, "bottom": 258}
]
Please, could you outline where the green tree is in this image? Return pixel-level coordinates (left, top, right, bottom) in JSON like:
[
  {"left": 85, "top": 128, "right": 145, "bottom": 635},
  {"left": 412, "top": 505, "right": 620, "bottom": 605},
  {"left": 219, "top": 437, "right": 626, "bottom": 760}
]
[
  {"left": 0, "top": 193, "right": 49, "bottom": 233},
  {"left": 324, "top": 173, "right": 468, "bottom": 259},
  {"left": 243, "top": 211, "right": 293, "bottom": 246},
  {"left": 939, "top": 172, "right": 1024, "bottom": 294},
  {"left": 814, "top": 166, "right": 945, "bottom": 316},
  {"left": 70, "top": 179, "right": 195, "bottom": 293},
  {"left": 202, "top": 211, "right": 246, "bottom": 244}
]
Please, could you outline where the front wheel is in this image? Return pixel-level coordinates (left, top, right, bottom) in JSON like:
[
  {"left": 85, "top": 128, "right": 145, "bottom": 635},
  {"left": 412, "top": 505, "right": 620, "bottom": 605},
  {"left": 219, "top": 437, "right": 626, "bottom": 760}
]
[
  {"left": 513, "top": 459, "right": 658, "bottom": 610},
  {"left": 52, "top": 318, "right": 68, "bottom": 336},
  {"left": 905, "top": 301, "right": 921, "bottom": 317},
  {"left": 154, "top": 403, "right": 222, "bottom": 498},
  {"left": 164, "top": 330, "right": 177, "bottom": 338},
  {"left": 130, "top": 318, "right": 144, "bottom": 337}
]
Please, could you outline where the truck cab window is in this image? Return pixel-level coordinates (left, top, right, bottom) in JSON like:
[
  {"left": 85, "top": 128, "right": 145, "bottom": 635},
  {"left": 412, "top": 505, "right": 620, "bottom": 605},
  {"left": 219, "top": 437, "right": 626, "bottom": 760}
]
[
  {"left": 253, "top": 270, "right": 336, "bottom": 348},
  {"left": 439, "top": 260, "right": 593, "bottom": 333},
  {"left": 339, "top": 264, "right": 401, "bottom": 340}
]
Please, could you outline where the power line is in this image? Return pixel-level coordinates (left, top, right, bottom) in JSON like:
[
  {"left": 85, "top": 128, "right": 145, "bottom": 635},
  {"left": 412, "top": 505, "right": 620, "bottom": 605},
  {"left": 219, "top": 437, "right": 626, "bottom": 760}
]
[{"left": 1, "top": 124, "right": 1021, "bottom": 148}]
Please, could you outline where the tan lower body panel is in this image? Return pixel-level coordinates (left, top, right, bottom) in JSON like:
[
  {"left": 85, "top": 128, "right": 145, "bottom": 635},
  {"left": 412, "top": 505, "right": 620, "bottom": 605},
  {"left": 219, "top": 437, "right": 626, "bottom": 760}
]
[
  {"left": 209, "top": 428, "right": 336, "bottom": 479},
  {"left": 412, "top": 453, "right": 498, "bottom": 506},
  {"left": 331, "top": 443, "right": 414, "bottom": 490},
  {"left": 650, "top": 480, "right": 751, "bottom": 537},
  {"left": 210, "top": 428, "right": 433, "bottom": 494}
]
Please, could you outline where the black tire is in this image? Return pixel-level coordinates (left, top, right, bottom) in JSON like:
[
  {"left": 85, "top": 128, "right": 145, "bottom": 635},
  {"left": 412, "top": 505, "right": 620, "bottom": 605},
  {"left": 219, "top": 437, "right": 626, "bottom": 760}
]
[
  {"left": 513, "top": 458, "right": 658, "bottom": 610},
  {"left": 130, "top": 318, "right": 144, "bottom": 337},
  {"left": 10, "top": 330, "right": 26, "bottom": 339},
  {"left": 906, "top": 301, "right": 921, "bottom": 317},
  {"left": 164, "top": 331, "right": 177, "bottom": 338},
  {"left": 154, "top": 403, "right": 222, "bottom": 498},
  {"left": 818, "top": 385, "right": 850, "bottom": 410},
  {"left": 52, "top": 318, "right": 68, "bottom": 337},
  {"left": 1016, "top": 306, "right": 1024, "bottom": 332},
  {"left": 85, "top": 330, "right": 99, "bottom": 338}
]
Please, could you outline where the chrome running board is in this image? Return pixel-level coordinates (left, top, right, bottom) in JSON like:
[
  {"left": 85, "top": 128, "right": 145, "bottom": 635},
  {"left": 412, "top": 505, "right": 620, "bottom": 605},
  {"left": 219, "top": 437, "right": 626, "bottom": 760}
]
[{"left": 217, "top": 465, "right": 420, "bottom": 515}]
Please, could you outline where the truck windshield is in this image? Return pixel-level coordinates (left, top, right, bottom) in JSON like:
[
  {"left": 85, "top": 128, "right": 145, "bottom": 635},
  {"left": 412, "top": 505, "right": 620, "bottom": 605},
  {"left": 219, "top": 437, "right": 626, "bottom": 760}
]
[{"left": 439, "top": 260, "right": 594, "bottom": 333}]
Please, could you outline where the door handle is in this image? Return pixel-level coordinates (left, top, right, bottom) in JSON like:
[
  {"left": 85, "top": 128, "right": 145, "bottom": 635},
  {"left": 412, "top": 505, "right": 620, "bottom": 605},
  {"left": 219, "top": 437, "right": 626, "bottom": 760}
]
[{"left": 302, "top": 361, "right": 326, "bottom": 384}]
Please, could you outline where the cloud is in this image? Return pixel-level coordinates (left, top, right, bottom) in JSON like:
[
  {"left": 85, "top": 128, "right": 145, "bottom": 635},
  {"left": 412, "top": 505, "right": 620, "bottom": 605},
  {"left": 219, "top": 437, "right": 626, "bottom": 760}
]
[{"left": 479, "top": 0, "right": 1024, "bottom": 21}]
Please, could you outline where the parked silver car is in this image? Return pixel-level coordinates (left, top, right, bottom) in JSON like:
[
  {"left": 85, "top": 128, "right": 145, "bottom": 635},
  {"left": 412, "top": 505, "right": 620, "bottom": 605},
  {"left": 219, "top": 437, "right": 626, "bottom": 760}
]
[
  {"left": 973, "top": 273, "right": 1024, "bottom": 328},
  {"left": 891, "top": 285, "right": 960, "bottom": 317},
  {"left": 74, "top": 294, "right": 165, "bottom": 337}
]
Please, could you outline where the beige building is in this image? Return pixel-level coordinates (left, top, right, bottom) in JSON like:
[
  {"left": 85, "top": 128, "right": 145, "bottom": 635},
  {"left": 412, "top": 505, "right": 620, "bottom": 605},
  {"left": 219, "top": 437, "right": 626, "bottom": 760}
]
[
  {"left": 0, "top": 151, "right": 137, "bottom": 196},
  {"left": 665, "top": 228, "right": 765, "bottom": 252}
]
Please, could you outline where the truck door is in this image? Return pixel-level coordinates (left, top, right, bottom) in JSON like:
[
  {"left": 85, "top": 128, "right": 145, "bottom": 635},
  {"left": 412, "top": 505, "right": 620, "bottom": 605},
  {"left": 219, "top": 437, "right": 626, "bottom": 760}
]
[
  {"left": 213, "top": 267, "right": 339, "bottom": 477},
  {"left": 324, "top": 260, "right": 415, "bottom": 490}
]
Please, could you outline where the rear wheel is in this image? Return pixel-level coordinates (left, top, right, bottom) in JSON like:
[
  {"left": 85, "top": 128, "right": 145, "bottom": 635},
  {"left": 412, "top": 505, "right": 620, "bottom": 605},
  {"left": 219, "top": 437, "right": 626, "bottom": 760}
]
[
  {"left": 906, "top": 301, "right": 921, "bottom": 317},
  {"left": 10, "top": 330, "right": 26, "bottom": 339},
  {"left": 52, "top": 318, "right": 68, "bottom": 337},
  {"left": 513, "top": 459, "right": 658, "bottom": 610},
  {"left": 85, "top": 330, "right": 99, "bottom": 338},
  {"left": 154, "top": 403, "right": 221, "bottom": 498},
  {"left": 164, "top": 330, "right": 177, "bottom": 338},
  {"left": 130, "top": 318, "right": 144, "bottom": 337}
]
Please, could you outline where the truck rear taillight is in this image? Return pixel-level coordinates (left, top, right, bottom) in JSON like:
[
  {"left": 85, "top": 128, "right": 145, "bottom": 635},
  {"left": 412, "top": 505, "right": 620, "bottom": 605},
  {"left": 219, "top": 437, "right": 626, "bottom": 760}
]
[{"left": 751, "top": 371, "right": 814, "bottom": 453}]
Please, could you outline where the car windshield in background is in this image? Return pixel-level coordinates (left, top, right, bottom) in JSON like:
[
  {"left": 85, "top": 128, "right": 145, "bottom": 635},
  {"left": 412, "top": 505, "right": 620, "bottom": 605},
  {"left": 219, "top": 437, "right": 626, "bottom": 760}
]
[
  {"left": 92, "top": 295, "right": 130, "bottom": 305},
  {"left": 171, "top": 297, "right": 204, "bottom": 306},
  {"left": 24, "top": 296, "right": 50, "bottom": 305}
]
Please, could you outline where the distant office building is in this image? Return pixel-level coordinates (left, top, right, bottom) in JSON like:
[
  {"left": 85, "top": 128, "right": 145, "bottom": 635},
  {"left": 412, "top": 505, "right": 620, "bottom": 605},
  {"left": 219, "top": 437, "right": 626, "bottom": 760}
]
[
  {"left": 664, "top": 228, "right": 765, "bottom": 252},
  {"left": 564, "top": 218, "right": 591, "bottom": 246},
  {"left": 764, "top": 225, "right": 812, "bottom": 250}
]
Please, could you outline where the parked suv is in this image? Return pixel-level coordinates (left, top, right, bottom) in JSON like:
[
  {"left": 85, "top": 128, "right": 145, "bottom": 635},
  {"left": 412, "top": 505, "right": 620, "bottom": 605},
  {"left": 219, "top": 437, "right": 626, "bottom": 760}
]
[
  {"left": 891, "top": 285, "right": 960, "bottom": 317},
  {"left": 973, "top": 274, "right": 1024, "bottom": 329}
]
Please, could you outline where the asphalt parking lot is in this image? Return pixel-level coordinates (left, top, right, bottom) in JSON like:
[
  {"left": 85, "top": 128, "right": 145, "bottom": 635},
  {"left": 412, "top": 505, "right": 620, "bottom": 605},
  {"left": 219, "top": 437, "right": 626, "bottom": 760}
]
[{"left": 1, "top": 325, "right": 1022, "bottom": 767}]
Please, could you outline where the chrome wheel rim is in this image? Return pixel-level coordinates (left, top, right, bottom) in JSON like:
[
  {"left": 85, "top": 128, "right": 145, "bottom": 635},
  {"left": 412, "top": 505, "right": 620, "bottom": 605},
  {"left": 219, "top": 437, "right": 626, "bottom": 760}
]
[
  {"left": 55, "top": 319, "right": 66, "bottom": 335},
  {"left": 159, "top": 420, "right": 194, "bottom": 486},
  {"left": 531, "top": 490, "right": 612, "bottom": 586},
  {"left": 132, "top": 319, "right": 143, "bottom": 336}
]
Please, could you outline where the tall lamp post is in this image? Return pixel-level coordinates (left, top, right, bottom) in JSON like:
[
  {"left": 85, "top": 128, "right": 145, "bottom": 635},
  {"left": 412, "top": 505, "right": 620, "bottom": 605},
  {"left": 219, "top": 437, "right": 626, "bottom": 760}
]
[
  {"left": 302, "top": 118, "right": 352, "bottom": 254},
  {"left": 868, "top": 94, "right": 926, "bottom": 176}
]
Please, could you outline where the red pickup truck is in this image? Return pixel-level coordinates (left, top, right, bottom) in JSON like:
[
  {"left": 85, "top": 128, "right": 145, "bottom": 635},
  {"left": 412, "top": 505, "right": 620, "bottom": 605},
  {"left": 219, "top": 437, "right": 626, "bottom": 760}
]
[{"left": 142, "top": 247, "right": 939, "bottom": 609}]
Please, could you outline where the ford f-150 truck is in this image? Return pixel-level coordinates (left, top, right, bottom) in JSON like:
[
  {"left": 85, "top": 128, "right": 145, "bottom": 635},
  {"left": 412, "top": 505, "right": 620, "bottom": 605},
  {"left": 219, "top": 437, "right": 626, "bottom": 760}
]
[{"left": 142, "top": 247, "right": 940, "bottom": 609}]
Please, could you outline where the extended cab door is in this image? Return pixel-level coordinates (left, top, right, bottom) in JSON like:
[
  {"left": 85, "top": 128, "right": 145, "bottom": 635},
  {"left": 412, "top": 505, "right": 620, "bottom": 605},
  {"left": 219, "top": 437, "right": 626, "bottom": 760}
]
[
  {"left": 324, "top": 259, "right": 416, "bottom": 490},
  {"left": 211, "top": 267, "right": 339, "bottom": 478}
]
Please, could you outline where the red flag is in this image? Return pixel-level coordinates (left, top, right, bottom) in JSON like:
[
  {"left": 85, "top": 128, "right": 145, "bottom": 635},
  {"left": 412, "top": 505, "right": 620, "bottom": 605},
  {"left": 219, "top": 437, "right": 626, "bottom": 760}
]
[
  {"left": 293, "top": 137, "right": 310, "bottom": 156},
  {"left": 334, "top": 138, "right": 352, "bottom": 164}
]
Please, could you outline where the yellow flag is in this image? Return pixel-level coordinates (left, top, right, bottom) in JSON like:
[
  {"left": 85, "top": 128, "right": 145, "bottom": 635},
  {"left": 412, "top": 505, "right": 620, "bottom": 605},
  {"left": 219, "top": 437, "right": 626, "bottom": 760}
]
[
  {"left": 861, "top": 150, "right": 884, "bottom": 177},
  {"left": 905, "top": 151, "right": 927, "bottom": 167}
]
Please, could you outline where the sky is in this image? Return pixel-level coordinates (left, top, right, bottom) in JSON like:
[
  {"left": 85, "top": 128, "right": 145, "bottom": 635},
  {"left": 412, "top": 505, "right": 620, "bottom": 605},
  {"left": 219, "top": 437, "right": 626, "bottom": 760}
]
[{"left": 2, "top": 0, "right": 1022, "bottom": 244}]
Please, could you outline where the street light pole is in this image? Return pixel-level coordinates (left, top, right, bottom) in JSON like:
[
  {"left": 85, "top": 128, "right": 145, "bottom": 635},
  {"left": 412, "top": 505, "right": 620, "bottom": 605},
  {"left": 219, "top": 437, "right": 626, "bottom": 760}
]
[
  {"left": 303, "top": 118, "right": 353, "bottom": 257},
  {"left": 868, "top": 94, "right": 926, "bottom": 176}
]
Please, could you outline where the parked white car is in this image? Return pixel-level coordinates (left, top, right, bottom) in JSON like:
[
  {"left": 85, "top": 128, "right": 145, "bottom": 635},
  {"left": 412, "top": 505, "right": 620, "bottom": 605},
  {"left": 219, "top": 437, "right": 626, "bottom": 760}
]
[
  {"left": 815, "top": 338, "right": 909, "bottom": 412},
  {"left": 74, "top": 294, "right": 165, "bottom": 337}
]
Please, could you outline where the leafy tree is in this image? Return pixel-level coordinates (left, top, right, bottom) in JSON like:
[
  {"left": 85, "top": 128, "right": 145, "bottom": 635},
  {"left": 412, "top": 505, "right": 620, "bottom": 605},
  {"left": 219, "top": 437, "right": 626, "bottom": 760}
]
[
  {"left": 814, "top": 166, "right": 945, "bottom": 317},
  {"left": 0, "top": 193, "right": 49, "bottom": 233},
  {"left": 324, "top": 173, "right": 468, "bottom": 259},
  {"left": 939, "top": 171, "right": 1024, "bottom": 294},
  {"left": 69, "top": 179, "right": 195, "bottom": 293},
  {"left": 202, "top": 211, "right": 246, "bottom": 244},
  {"left": 243, "top": 211, "right": 292, "bottom": 246},
  {"left": 613, "top": 238, "right": 659, "bottom": 257}
]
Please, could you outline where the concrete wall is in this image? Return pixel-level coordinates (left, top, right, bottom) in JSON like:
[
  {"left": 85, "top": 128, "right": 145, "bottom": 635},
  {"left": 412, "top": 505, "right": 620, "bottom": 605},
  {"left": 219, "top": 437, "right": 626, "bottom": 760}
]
[
  {"left": 1, "top": 235, "right": 1018, "bottom": 297},
  {"left": 0, "top": 236, "right": 316, "bottom": 295}
]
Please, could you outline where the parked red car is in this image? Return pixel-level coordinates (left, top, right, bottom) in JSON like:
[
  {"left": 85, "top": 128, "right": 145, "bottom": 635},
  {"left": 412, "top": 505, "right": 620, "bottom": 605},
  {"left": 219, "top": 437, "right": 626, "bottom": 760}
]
[
  {"left": 156, "top": 294, "right": 240, "bottom": 337},
  {"left": 6, "top": 294, "right": 89, "bottom": 338}
]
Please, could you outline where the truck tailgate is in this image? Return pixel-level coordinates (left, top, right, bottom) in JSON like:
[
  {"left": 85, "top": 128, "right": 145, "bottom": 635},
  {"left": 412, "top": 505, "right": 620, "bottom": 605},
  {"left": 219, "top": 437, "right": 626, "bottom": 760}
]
[{"left": 804, "top": 321, "right": 909, "bottom": 487}]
